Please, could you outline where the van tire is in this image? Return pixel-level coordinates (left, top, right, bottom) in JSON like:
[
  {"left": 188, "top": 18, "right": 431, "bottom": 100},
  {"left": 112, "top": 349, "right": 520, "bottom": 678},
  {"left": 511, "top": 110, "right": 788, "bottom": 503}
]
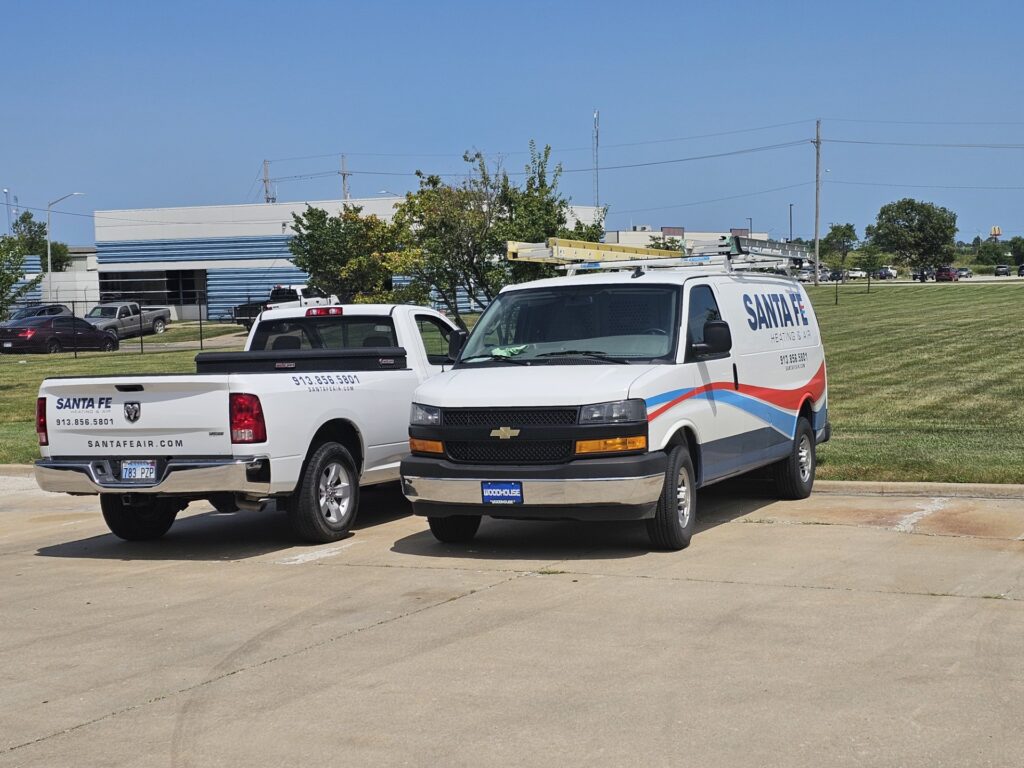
[
  {"left": 646, "top": 445, "right": 697, "bottom": 551},
  {"left": 772, "top": 416, "right": 815, "bottom": 499},
  {"left": 288, "top": 441, "right": 359, "bottom": 543},
  {"left": 428, "top": 515, "right": 481, "bottom": 543},
  {"left": 100, "top": 495, "right": 177, "bottom": 540}
]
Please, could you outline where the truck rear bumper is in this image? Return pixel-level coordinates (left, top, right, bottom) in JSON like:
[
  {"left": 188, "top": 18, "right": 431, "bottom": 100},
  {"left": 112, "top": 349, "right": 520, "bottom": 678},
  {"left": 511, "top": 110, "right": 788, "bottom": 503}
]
[
  {"left": 401, "top": 453, "right": 666, "bottom": 521},
  {"left": 34, "top": 456, "right": 271, "bottom": 496}
]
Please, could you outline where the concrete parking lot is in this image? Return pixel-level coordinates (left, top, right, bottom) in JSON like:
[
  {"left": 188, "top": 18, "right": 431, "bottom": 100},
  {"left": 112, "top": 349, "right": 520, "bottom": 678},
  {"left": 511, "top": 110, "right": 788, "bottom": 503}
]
[{"left": 1, "top": 473, "right": 1022, "bottom": 768}]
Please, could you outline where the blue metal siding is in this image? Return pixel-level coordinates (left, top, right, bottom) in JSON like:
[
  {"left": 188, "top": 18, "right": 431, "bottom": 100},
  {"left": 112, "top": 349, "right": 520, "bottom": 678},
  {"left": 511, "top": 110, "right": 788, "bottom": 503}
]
[
  {"left": 206, "top": 266, "right": 309, "bottom": 320},
  {"left": 96, "top": 236, "right": 293, "bottom": 264},
  {"left": 8, "top": 256, "right": 42, "bottom": 305}
]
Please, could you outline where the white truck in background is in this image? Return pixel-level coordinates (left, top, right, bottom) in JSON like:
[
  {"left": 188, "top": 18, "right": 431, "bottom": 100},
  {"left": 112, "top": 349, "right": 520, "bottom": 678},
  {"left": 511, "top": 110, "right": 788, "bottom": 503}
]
[
  {"left": 35, "top": 304, "right": 458, "bottom": 542},
  {"left": 233, "top": 285, "right": 339, "bottom": 329}
]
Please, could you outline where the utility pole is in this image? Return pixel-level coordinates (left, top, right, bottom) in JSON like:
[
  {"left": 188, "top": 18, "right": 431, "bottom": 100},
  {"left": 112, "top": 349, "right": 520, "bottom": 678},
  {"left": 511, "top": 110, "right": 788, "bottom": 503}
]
[
  {"left": 262, "top": 159, "right": 276, "bottom": 203},
  {"left": 813, "top": 119, "right": 821, "bottom": 286},
  {"left": 592, "top": 109, "right": 600, "bottom": 210},
  {"left": 789, "top": 203, "right": 794, "bottom": 243},
  {"left": 340, "top": 154, "right": 351, "bottom": 202},
  {"left": 746, "top": 217, "right": 753, "bottom": 238},
  {"left": 2, "top": 188, "right": 10, "bottom": 234}
]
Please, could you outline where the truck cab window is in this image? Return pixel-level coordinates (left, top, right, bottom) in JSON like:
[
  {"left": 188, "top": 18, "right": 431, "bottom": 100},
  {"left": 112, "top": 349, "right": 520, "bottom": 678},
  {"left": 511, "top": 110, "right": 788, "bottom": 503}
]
[
  {"left": 416, "top": 315, "right": 454, "bottom": 364},
  {"left": 686, "top": 285, "right": 722, "bottom": 347}
]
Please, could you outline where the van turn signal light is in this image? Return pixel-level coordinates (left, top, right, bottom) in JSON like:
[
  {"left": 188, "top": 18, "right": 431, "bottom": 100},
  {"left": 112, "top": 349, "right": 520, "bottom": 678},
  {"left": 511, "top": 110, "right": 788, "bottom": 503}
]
[
  {"left": 575, "top": 436, "right": 647, "bottom": 455},
  {"left": 410, "top": 438, "right": 444, "bottom": 454}
]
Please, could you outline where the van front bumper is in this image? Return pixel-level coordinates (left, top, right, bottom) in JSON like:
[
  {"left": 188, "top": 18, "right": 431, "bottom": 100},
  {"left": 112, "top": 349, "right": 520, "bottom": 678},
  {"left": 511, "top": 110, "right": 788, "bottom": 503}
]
[
  {"left": 401, "top": 452, "right": 667, "bottom": 521},
  {"left": 34, "top": 456, "right": 271, "bottom": 496}
]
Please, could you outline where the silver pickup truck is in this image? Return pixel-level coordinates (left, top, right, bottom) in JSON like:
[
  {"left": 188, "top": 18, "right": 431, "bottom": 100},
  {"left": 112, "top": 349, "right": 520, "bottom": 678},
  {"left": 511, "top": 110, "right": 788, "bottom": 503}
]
[{"left": 84, "top": 302, "right": 172, "bottom": 338}]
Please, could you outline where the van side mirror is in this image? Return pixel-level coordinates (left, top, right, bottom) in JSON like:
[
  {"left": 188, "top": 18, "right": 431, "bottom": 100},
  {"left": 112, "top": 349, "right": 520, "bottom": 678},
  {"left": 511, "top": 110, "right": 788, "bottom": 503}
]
[
  {"left": 692, "top": 320, "right": 732, "bottom": 357},
  {"left": 447, "top": 328, "right": 468, "bottom": 361}
]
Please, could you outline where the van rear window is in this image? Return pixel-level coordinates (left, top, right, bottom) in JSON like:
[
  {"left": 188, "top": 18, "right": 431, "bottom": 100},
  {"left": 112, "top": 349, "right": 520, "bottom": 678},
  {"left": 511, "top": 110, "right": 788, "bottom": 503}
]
[{"left": 250, "top": 317, "right": 398, "bottom": 352}]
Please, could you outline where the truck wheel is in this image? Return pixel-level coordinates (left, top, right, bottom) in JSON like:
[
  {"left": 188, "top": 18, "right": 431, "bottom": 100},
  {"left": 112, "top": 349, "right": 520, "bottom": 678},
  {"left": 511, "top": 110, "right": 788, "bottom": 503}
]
[
  {"left": 100, "top": 495, "right": 177, "bottom": 541},
  {"left": 427, "top": 515, "right": 481, "bottom": 543},
  {"left": 288, "top": 441, "right": 359, "bottom": 543},
  {"left": 646, "top": 444, "right": 697, "bottom": 551},
  {"left": 152, "top": 318, "right": 166, "bottom": 334},
  {"left": 772, "top": 416, "right": 815, "bottom": 500}
]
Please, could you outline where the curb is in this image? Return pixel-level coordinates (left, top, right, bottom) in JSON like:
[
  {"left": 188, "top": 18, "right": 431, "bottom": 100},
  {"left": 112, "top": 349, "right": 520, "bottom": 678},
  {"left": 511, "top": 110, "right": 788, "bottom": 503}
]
[
  {"left": 815, "top": 480, "right": 1024, "bottom": 500},
  {"left": 0, "top": 464, "right": 35, "bottom": 478}
]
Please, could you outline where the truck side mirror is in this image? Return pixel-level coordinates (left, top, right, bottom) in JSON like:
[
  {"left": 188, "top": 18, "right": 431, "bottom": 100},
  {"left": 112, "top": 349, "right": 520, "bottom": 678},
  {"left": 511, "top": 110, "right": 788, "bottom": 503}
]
[
  {"left": 447, "top": 328, "right": 468, "bottom": 361},
  {"left": 693, "top": 320, "right": 732, "bottom": 356}
]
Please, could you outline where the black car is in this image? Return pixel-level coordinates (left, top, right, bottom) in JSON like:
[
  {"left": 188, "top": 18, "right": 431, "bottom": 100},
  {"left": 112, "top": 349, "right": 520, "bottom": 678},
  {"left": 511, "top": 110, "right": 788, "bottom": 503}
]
[
  {"left": 0, "top": 316, "right": 119, "bottom": 354},
  {"left": 994, "top": 264, "right": 1010, "bottom": 277},
  {"left": 1018, "top": 265, "right": 1024, "bottom": 277},
  {"left": 0, "top": 304, "right": 72, "bottom": 326}
]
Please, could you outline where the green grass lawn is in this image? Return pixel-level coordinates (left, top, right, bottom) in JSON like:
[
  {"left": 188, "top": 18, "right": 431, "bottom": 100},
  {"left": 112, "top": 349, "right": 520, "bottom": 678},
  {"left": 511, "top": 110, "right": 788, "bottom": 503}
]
[
  {"left": 2, "top": 285, "right": 1022, "bottom": 483},
  {"left": 115, "top": 321, "right": 245, "bottom": 347}
]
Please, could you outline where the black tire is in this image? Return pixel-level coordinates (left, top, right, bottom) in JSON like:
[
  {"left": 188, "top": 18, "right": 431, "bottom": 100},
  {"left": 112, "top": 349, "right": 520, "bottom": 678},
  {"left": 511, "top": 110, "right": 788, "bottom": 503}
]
[
  {"left": 46, "top": 339, "right": 62, "bottom": 354},
  {"left": 102, "top": 336, "right": 116, "bottom": 352},
  {"left": 646, "top": 445, "right": 697, "bottom": 551},
  {"left": 100, "top": 495, "right": 178, "bottom": 541},
  {"left": 287, "top": 441, "right": 360, "bottom": 543},
  {"left": 427, "top": 515, "right": 481, "bottom": 543},
  {"left": 152, "top": 318, "right": 166, "bottom": 334},
  {"left": 772, "top": 416, "right": 816, "bottom": 500}
]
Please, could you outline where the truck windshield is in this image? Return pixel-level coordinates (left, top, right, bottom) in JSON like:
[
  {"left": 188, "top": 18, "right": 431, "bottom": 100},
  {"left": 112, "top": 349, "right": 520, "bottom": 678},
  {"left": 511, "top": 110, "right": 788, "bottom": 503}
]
[
  {"left": 461, "top": 284, "right": 680, "bottom": 365},
  {"left": 87, "top": 307, "right": 118, "bottom": 318}
]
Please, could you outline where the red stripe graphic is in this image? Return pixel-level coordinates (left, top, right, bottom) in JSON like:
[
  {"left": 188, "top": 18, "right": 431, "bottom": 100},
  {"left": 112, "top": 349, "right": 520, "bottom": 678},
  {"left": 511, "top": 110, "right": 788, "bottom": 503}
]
[{"left": 648, "top": 361, "right": 826, "bottom": 422}]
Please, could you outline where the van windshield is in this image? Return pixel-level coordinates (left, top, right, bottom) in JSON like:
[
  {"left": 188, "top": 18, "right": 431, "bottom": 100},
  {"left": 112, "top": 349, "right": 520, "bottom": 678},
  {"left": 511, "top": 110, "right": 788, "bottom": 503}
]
[{"left": 460, "top": 284, "right": 680, "bottom": 365}]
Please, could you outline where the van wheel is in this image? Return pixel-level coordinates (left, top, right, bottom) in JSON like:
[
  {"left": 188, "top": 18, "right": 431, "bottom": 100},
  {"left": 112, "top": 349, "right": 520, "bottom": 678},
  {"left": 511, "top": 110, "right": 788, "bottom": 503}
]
[
  {"left": 100, "top": 495, "right": 178, "bottom": 540},
  {"left": 646, "top": 445, "right": 696, "bottom": 551},
  {"left": 772, "top": 417, "right": 816, "bottom": 499},
  {"left": 152, "top": 318, "right": 166, "bottom": 334},
  {"left": 288, "top": 441, "right": 359, "bottom": 543},
  {"left": 428, "top": 515, "right": 481, "bottom": 543}
]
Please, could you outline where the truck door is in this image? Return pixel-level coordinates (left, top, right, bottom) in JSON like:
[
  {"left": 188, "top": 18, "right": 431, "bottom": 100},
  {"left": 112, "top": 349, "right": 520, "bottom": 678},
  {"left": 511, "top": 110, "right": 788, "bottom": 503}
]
[
  {"left": 683, "top": 282, "right": 742, "bottom": 483},
  {"left": 413, "top": 313, "right": 456, "bottom": 379}
]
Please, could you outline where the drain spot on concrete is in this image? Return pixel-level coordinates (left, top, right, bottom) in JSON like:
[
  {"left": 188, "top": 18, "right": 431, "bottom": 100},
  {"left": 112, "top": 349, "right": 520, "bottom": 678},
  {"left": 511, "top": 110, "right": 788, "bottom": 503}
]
[
  {"left": 893, "top": 497, "right": 949, "bottom": 533},
  {"left": 275, "top": 540, "right": 362, "bottom": 565}
]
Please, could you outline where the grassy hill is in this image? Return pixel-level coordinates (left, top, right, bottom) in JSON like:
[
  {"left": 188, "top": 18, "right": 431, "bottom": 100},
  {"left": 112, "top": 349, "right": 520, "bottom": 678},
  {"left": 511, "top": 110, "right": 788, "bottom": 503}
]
[{"left": 2, "top": 283, "right": 1022, "bottom": 483}]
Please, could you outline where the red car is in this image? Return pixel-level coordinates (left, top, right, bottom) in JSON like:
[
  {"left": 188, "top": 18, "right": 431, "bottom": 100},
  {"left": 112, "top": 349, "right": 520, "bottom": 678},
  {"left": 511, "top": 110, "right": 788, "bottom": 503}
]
[
  {"left": 0, "top": 316, "right": 119, "bottom": 354},
  {"left": 934, "top": 266, "right": 959, "bottom": 282}
]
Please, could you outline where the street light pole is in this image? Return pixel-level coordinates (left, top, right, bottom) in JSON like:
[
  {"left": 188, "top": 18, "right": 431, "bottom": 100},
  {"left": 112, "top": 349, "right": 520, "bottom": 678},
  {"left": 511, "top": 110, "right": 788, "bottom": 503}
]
[
  {"left": 746, "top": 217, "right": 753, "bottom": 239},
  {"left": 46, "top": 192, "right": 84, "bottom": 300},
  {"left": 789, "top": 203, "right": 794, "bottom": 243}
]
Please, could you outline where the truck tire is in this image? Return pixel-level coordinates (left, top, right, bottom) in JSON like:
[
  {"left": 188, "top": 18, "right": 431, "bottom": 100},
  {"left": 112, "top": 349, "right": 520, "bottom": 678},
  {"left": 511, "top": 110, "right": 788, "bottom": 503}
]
[
  {"left": 646, "top": 444, "right": 697, "bottom": 551},
  {"left": 772, "top": 416, "right": 815, "bottom": 500},
  {"left": 100, "top": 495, "right": 178, "bottom": 541},
  {"left": 152, "top": 318, "right": 166, "bottom": 334},
  {"left": 427, "top": 515, "right": 481, "bottom": 543},
  {"left": 288, "top": 441, "right": 359, "bottom": 543}
]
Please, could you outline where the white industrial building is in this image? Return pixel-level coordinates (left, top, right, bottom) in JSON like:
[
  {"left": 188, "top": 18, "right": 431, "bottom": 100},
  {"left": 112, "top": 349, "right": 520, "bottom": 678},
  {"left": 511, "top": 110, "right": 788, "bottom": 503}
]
[{"left": 89, "top": 198, "right": 601, "bottom": 320}]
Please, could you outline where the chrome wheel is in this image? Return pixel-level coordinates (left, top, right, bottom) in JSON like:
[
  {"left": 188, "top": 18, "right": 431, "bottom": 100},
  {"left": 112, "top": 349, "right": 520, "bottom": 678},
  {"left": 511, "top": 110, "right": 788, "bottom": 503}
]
[
  {"left": 798, "top": 434, "right": 813, "bottom": 483},
  {"left": 676, "top": 466, "right": 690, "bottom": 529},
  {"left": 318, "top": 461, "right": 352, "bottom": 525}
]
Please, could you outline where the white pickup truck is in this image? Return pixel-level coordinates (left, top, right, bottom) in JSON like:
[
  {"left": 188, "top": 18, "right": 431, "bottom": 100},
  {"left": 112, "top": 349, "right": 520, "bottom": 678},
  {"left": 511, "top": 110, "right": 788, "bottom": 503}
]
[{"left": 35, "top": 304, "right": 458, "bottom": 542}]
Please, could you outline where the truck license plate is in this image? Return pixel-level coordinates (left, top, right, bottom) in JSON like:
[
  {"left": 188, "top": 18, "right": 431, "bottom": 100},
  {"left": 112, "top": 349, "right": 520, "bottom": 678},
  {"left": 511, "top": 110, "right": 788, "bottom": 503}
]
[
  {"left": 481, "top": 481, "right": 523, "bottom": 505},
  {"left": 121, "top": 460, "right": 157, "bottom": 481}
]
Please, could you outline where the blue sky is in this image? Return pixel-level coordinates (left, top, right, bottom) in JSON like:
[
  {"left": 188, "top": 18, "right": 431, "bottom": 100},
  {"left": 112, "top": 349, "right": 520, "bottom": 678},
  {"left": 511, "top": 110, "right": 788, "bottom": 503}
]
[{"left": 2, "top": 0, "right": 1023, "bottom": 245}]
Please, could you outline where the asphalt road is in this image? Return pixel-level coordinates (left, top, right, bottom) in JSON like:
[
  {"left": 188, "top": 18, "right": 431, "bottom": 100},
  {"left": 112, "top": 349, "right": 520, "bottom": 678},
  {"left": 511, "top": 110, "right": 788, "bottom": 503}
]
[{"left": 1, "top": 475, "right": 1022, "bottom": 767}]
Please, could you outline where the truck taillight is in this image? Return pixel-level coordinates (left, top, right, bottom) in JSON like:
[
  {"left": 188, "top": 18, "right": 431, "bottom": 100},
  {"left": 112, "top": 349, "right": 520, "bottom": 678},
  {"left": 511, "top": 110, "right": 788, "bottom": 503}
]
[
  {"left": 306, "top": 306, "right": 343, "bottom": 316},
  {"left": 36, "top": 397, "right": 48, "bottom": 446},
  {"left": 230, "top": 393, "right": 267, "bottom": 443}
]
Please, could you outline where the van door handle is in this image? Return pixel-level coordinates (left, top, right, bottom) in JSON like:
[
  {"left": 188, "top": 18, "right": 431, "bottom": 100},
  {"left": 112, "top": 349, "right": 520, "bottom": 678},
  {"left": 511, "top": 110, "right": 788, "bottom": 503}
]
[{"left": 732, "top": 363, "right": 739, "bottom": 391}]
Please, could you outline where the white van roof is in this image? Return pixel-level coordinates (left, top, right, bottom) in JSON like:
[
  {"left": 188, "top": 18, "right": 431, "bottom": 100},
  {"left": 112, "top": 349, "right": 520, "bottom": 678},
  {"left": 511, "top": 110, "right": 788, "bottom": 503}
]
[{"left": 500, "top": 268, "right": 799, "bottom": 294}]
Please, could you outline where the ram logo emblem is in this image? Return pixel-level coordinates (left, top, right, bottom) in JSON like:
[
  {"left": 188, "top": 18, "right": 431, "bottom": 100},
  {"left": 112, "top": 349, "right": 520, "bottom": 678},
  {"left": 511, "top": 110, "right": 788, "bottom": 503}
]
[
  {"left": 489, "top": 426, "right": 520, "bottom": 439},
  {"left": 124, "top": 402, "right": 141, "bottom": 423}
]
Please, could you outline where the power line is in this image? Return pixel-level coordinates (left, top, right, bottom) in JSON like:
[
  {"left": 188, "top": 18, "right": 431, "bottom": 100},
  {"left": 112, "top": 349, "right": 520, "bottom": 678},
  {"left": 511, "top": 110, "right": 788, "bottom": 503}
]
[
  {"left": 827, "top": 179, "right": 1024, "bottom": 190},
  {"left": 824, "top": 117, "right": 1024, "bottom": 126},
  {"left": 611, "top": 181, "right": 815, "bottom": 215},
  {"left": 824, "top": 138, "right": 1024, "bottom": 149}
]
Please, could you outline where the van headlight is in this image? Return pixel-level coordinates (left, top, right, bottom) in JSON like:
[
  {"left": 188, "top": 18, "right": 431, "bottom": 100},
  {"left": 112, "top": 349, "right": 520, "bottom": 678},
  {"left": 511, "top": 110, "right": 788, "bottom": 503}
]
[
  {"left": 578, "top": 399, "right": 647, "bottom": 424},
  {"left": 410, "top": 403, "right": 441, "bottom": 426}
]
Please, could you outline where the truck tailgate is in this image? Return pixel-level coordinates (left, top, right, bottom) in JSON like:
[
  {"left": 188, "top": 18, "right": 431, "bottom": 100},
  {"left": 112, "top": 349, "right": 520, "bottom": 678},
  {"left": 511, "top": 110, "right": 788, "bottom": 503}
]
[{"left": 42, "top": 376, "right": 233, "bottom": 456}]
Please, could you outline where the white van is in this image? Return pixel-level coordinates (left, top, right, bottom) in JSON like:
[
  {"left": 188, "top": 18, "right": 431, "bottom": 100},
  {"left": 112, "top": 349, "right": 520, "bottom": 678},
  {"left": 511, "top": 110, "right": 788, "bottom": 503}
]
[{"left": 401, "top": 240, "right": 830, "bottom": 551}]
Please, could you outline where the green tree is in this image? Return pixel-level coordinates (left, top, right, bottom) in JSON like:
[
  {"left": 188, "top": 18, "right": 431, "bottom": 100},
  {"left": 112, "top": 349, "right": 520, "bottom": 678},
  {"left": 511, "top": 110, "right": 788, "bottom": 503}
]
[
  {"left": 821, "top": 223, "right": 858, "bottom": 276},
  {"left": 10, "top": 211, "right": 70, "bottom": 272},
  {"left": 1007, "top": 236, "right": 1024, "bottom": 266},
  {"left": 648, "top": 235, "right": 682, "bottom": 252},
  {"left": 871, "top": 198, "right": 957, "bottom": 273},
  {"left": 0, "top": 236, "right": 42, "bottom": 319},
  {"left": 855, "top": 244, "right": 885, "bottom": 293},
  {"left": 975, "top": 240, "right": 1009, "bottom": 265},
  {"left": 287, "top": 204, "right": 422, "bottom": 303}
]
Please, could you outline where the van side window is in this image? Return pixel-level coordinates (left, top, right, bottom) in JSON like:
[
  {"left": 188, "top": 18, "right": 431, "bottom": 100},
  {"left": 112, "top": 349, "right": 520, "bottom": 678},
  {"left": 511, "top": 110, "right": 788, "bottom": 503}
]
[
  {"left": 686, "top": 285, "right": 722, "bottom": 347},
  {"left": 416, "top": 315, "right": 453, "bottom": 364}
]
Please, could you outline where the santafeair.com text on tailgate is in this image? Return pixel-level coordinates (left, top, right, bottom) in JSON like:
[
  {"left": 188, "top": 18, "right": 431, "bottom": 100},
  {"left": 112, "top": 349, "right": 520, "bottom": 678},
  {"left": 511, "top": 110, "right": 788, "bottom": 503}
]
[{"left": 34, "top": 304, "right": 458, "bottom": 542}]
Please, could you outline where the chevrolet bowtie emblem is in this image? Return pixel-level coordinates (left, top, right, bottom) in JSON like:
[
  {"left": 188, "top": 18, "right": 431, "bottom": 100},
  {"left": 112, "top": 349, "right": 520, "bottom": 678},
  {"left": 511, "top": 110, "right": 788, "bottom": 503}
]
[{"left": 490, "top": 426, "right": 521, "bottom": 439}]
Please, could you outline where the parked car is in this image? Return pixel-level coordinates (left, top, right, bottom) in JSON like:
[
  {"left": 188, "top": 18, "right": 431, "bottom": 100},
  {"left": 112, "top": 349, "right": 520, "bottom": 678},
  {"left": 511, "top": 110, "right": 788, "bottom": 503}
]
[
  {"left": 828, "top": 269, "right": 845, "bottom": 282},
  {"left": 876, "top": 266, "right": 898, "bottom": 280},
  {"left": 994, "top": 265, "right": 1011, "bottom": 277},
  {"left": 911, "top": 268, "right": 935, "bottom": 281},
  {"left": 1, "top": 316, "right": 119, "bottom": 354},
  {"left": 796, "top": 268, "right": 814, "bottom": 283},
  {"left": 934, "top": 266, "right": 959, "bottom": 282},
  {"left": 1, "top": 304, "right": 72, "bottom": 326},
  {"left": 84, "top": 302, "right": 172, "bottom": 338},
  {"left": 956, "top": 267, "right": 973, "bottom": 279},
  {"left": 1018, "top": 265, "right": 1024, "bottom": 277},
  {"left": 847, "top": 269, "right": 867, "bottom": 280}
]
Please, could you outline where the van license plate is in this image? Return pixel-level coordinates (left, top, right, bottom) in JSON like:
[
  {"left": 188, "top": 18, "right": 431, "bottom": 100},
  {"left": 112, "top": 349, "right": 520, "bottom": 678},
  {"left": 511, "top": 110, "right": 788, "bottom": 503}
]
[
  {"left": 481, "top": 481, "right": 523, "bottom": 505},
  {"left": 122, "top": 460, "right": 157, "bottom": 481}
]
